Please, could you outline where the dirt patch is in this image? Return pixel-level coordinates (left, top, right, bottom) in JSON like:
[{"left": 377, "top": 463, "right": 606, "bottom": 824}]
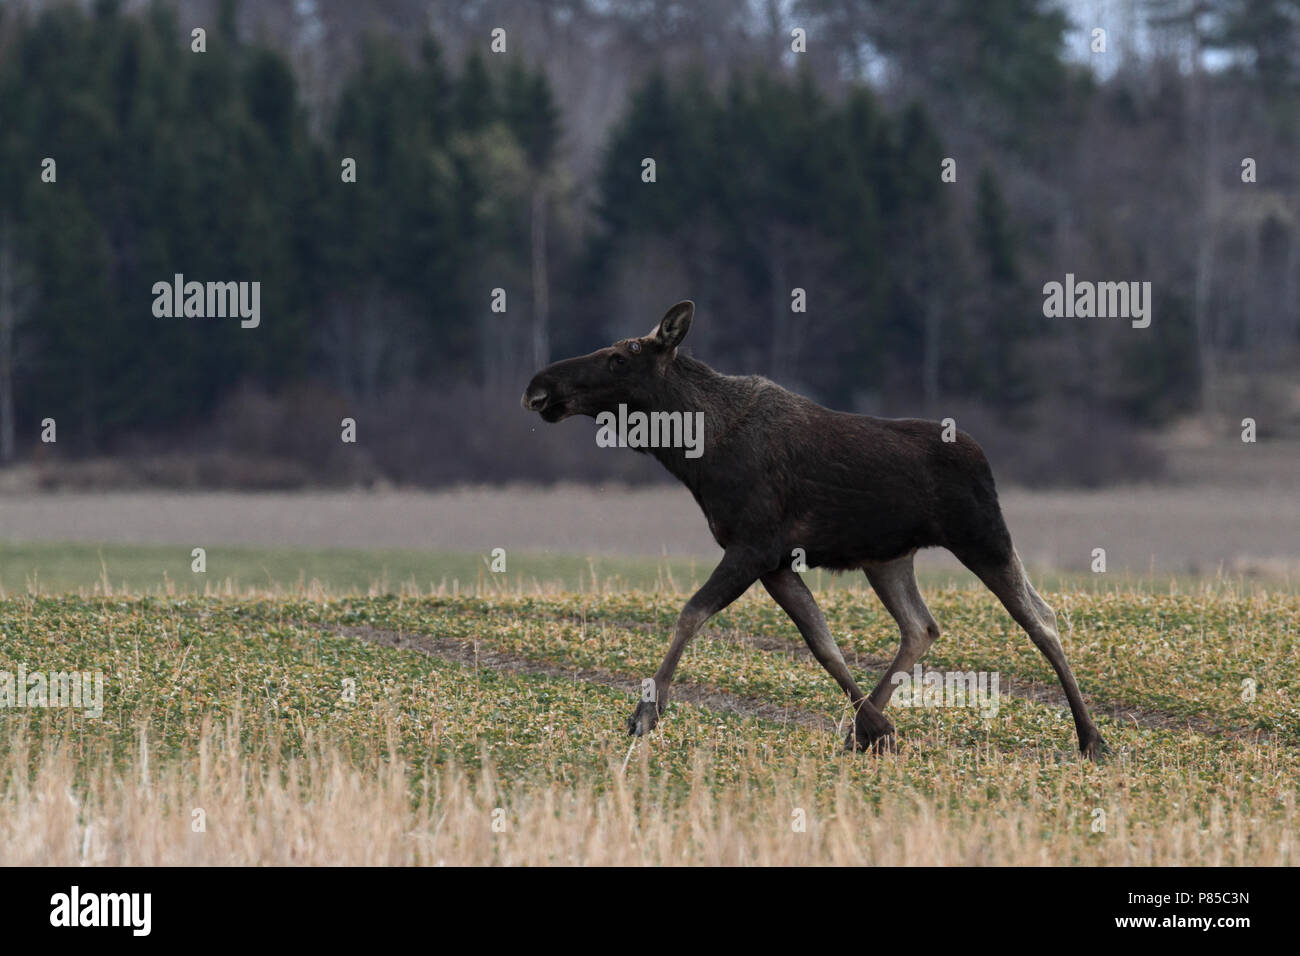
[
  {"left": 332, "top": 625, "right": 837, "bottom": 733},
  {"left": 707, "top": 625, "right": 1268, "bottom": 740},
  {"left": 558, "top": 612, "right": 1266, "bottom": 740},
  {"left": 331, "top": 618, "right": 1267, "bottom": 745}
]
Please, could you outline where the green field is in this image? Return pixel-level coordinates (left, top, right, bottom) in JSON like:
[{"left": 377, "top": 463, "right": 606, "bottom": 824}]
[
  {"left": 2, "top": 572, "right": 1297, "bottom": 864},
  {"left": 0, "top": 539, "right": 1255, "bottom": 597},
  {"left": 0, "top": 539, "right": 697, "bottom": 595}
]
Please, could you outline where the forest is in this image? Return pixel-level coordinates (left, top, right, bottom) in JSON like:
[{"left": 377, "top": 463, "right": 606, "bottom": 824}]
[{"left": 0, "top": 0, "right": 1296, "bottom": 487}]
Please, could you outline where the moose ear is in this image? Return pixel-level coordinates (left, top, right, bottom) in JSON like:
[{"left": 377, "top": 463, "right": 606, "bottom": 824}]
[{"left": 650, "top": 300, "right": 694, "bottom": 352}]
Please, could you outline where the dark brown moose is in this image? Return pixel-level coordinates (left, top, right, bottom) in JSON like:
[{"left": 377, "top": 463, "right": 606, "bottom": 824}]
[{"left": 522, "top": 301, "right": 1106, "bottom": 759}]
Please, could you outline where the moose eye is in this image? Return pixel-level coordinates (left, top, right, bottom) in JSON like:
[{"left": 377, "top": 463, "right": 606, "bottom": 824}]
[{"left": 629, "top": 341, "right": 641, "bottom": 354}]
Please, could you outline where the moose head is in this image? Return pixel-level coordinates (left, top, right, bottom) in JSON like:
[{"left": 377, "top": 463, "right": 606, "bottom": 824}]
[{"left": 521, "top": 300, "right": 695, "bottom": 422}]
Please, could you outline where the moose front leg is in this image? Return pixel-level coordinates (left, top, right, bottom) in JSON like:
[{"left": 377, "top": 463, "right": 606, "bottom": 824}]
[
  {"left": 761, "top": 568, "right": 897, "bottom": 753},
  {"left": 627, "top": 547, "right": 770, "bottom": 737}
]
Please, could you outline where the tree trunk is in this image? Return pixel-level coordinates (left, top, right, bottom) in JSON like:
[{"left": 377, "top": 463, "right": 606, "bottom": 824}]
[
  {"left": 921, "top": 295, "right": 940, "bottom": 413},
  {"left": 530, "top": 184, "right": 549, "bottom": 371},
  {"left": 0, "top": 322, "right": 14, "bottom": 465},
  {"left": 0, "top": 223, "right": 21, "bottom": 464},
  {"left": 1191, "top": 44, "right": 1219, "bottom": 417},
  {"left": 769, "top": 235, "right": 787, "bottom": 381}
]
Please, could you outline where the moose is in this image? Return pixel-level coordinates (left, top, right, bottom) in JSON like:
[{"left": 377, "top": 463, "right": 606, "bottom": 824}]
[{"left": 522, "top": 301, "right": 1106, "bottom": 759}]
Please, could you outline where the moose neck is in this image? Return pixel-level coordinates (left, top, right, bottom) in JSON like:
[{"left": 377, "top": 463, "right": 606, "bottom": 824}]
[{"left": 642, "top": 353, "right": 758, "bottom": 490}]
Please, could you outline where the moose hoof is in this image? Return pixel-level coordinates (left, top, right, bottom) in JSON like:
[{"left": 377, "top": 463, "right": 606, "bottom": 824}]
[
  {"left": 843, "top": 729, "right": 898, "bottom": 755},
  {"left": 844, "top": 712, "right": 897, "bottom": 755},
  {"left": 1079, "top": 730, "right": 1110, "bottom": 762},
  {"left": 626, "top": 699, "right": 662, "bottom": 737}
]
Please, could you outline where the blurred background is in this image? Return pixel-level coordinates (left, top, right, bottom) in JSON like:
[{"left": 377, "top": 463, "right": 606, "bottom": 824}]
[{"left": 0, "top": 0, "right": 1296, "bottom": 587}]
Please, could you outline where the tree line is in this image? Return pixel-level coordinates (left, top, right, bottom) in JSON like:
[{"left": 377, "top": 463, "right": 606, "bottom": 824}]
[{"left": 0, "top": 0, "right": 1294, "bottom": 487}]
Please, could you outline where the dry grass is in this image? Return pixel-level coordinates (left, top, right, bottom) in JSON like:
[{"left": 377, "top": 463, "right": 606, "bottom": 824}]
[
  {"left": 3, "top": 718, "right": 1295, "bottom": 866},
  {"left": 4, "top": 587, "right": 1298, "bottom": 866}
]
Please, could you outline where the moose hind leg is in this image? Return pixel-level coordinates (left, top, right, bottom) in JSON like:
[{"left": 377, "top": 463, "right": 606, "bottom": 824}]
[
  {"left": 863, "top": 553, "right": 940, "bottom": 711},
  {"left": 961, "top": 548, "right": 1106, "bottom": 760}
]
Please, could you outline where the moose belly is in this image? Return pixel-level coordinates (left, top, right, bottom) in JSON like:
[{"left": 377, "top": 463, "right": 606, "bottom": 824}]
[{"left": 787, "top": 515, "right": 938, "bottom": 571}]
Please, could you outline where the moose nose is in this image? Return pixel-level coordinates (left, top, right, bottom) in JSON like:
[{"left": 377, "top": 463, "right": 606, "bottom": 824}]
[{"left": 522, "top": 387, "right": 548, "bottom": 411}]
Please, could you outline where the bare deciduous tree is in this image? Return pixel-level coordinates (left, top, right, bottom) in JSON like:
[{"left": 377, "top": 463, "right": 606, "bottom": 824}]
[{"left": 0, "top": 217, "right": 35, "bottom": 464}]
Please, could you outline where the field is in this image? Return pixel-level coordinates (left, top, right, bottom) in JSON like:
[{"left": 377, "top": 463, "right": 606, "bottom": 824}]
[
  {"left": 2, "top": 478, "right": 1296, "bottom": 866},
  {"left": 3, "top": 573, "right": 1298, "bottom": 865},
  {"left": 2, "top": 476, "right": 1300, "bottom": 576}
]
